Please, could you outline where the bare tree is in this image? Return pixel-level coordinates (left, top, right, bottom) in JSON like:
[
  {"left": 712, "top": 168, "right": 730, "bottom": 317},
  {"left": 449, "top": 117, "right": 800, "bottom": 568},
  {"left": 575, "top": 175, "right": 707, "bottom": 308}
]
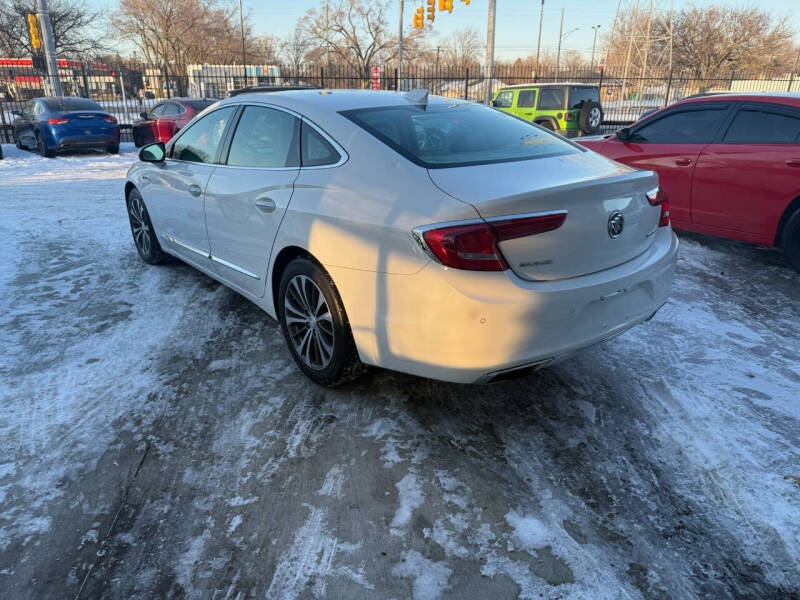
[
  {"left": 0, "top": 0, "right": 106, "bottom": 57},
  {"left": 302, "top": 0, "right": 423, "bottom": 80},
  {"left": 664, "top": 5, "right": 795, "bottom": 79},
  {"left": 280, "top": 24, "right": 314, "bottom": 80},
  {"left": 439, "top": 27, "right": 482, "bottom": 68},
  {"left": 251, "top": 34, "right": 281, "bottom": 65}
]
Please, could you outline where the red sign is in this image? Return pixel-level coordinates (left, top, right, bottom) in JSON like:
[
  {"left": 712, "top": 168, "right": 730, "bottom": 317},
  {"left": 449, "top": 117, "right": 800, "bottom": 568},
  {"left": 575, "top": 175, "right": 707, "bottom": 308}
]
[{"left": 371, "top": 66, "right": 381, "bottom": 90}]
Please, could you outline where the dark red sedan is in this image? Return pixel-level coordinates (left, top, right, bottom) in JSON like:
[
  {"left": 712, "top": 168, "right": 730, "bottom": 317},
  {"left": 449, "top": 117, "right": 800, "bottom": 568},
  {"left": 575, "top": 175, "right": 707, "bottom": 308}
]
[
  {"left": 578, "top": 93, "right": 800, "bottom": 271},
  {"left": 131, "top": 98, "right": 215, "bottom": 147}
]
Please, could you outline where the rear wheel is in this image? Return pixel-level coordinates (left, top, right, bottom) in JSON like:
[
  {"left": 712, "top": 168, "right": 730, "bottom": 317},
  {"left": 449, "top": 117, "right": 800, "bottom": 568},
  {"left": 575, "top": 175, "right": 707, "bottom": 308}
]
[
  {"left": 107, "top": 144, "right": 120, "bottom": 154},
  {"left": 127, "top": 188, "right": 167, "bottom": 264},
  {"left": 781, "top": 209, "right": 800, "bottom": 273},
  {"left": 36, "top": 133, "right": 55, "bottom": 158},
  {"left": 278, "top": 257, "right": 363, "bottom": 386}
]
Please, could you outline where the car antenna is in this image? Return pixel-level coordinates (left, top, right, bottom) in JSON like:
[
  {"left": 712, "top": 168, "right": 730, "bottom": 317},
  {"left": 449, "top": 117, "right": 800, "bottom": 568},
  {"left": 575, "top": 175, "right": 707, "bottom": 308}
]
[{"left": 404, "top": 88, "right": 429, "bottom": 107}]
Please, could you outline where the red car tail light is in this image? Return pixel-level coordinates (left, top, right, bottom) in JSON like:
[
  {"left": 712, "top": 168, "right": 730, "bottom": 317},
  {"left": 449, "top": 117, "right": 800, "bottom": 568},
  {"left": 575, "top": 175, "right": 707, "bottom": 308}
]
[
  {"left": 646, "top": 187, "right": 670, "bottom": 227},
  {"left": 416, "top": 212, "right": 567, "bottom": 271},
  {"left": 102, "top": 115, "right": 117, "bottom": 123},
  {"left": 659, "top": 201, "right": 670, "bottom": 227},
  {"left": 47, "top": 117, "right": 70, "bottom": 125}
]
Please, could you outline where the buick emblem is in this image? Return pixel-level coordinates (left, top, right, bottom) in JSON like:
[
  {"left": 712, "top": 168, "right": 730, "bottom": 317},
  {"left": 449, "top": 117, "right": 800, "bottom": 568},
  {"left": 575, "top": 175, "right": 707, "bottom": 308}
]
[{"left": 607, "top": 211, "right": 625, "bottom": 238}]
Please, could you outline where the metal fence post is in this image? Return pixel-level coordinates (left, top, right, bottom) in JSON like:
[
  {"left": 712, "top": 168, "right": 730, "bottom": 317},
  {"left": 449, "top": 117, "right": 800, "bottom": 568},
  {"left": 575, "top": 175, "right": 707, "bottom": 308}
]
[
  {"left": 394, "top": 68, "right": 398, "bottom": 92},
  {"left": 664, "top": 66, "right": 673, "bottom": 108},
  {"left": 320, "top": 66, "right": 325, "bottom": 88},
  {"left": 464, "top": 68, "right": 469, "bottom": 100},
  {"left": 81, "top": 63, "right": 89, "bottom": 98},
  {"left": 0, "top": 96, "right": 9, "bottom": 143}
]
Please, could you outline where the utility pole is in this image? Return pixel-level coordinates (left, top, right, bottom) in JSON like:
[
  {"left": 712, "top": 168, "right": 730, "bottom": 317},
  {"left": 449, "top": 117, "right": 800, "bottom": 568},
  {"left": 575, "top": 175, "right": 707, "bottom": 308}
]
[
  {"left": 590, "top": 25, "right": 601, "bottom": 68},
  {"left": 325, "top": 2, "right": 330, "bottom": 75},
  {"left": 435, "top": 46, "right": 441, "bottom": 93},
  {"left": 36, "top": 0, "right": 62, "bottom": 96},
  {"left": 484, "top": 0, "right": 496, "bottom": 104},
  {"left": 556, "top": 7, "right": 564, "bottom": 80},
  {"left": 398, "top": 0, "right": 404, "bottom": 91},
  {"left": 239, "top": 0, "right": 247, "bottom": 84},
  {"left": 535, "top": 0, "right": 544, "bottom": 75}
]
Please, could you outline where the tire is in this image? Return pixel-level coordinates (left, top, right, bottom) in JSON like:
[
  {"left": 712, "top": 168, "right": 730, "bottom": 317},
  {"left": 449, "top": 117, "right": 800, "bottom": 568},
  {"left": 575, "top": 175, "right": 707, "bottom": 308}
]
[
  {"left": 107, "top": 144, "right": 120, "bottom": 154},
  {"left": 13, "top": 132, "right": 23, "bottom": 149},
  {"left": 781, "top": 209, "right": 800, "bottom": 273},
  {"left": 278, "top": 257, "right": 364, "bottom": 386},
  {"left": 127, "top": 188, "right": 168, "bottom": 265},
  {"left": 579, "top": 101, "right": 604, "bottom": 134},
  {"left": 36, "top": 133, "right": 55, "bottom": 158}
]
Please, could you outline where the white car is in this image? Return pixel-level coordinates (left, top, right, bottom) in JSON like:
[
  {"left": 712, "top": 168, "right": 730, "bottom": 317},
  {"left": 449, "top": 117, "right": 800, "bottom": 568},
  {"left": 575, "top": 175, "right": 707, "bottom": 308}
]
[{"left": 125, "top": 89, "right": 677, "bottom": 385}]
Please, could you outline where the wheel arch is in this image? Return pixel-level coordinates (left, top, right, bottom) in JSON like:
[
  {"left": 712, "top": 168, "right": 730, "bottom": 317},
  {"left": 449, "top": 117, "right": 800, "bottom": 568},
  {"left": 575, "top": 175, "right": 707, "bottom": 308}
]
[
  {"left": 124, "top": 181, "right": 137, "bottom": 202},
  {"left": 775, "top": 195, "right": 800, "bottom": 247},
  {"left": 534, "top": 116, "right": 559, "bottom": 130},
  {"left": 270, "top": 245, "right": 315, "bottom": 316}
]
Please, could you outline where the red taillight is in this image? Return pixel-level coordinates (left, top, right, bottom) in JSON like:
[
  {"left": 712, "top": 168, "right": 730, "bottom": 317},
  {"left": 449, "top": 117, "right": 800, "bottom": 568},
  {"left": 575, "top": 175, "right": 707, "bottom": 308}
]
[
  {"left": 102, "top": 115, "right": 117, "bottom": 123},
  {"left": 47, "top": 117, "right": 70, "bottom": 125},
  {"left": 659, "top": 201, "right": 670, "bottom": 227},
  {"left": 646, "top": 187, "right": 670, "bottom": 227},
  {"left": 419, "top": 212, "right": 567, "bottom": 271}
]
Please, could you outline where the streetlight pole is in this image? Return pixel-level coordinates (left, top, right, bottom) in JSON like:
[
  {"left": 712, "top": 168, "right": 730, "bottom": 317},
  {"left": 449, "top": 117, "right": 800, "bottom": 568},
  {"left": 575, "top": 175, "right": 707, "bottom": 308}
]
[
  {"left": 535, "top": 0, "right": 544, "bottom": 75},
  {"left": 591, "top": 25, "right": 601, "bottom": 69},
  {"left": 239, "top": 0, "right": 247, "bottom": 84},
  {"left": 36, "top": 0, "right": 62, "bottom": 96},
  {"left": 398, "top": 0, "right": 404, "bottom": 90},
  {"left": 484, "top": 0, "right": 496, "bottom": 105}
]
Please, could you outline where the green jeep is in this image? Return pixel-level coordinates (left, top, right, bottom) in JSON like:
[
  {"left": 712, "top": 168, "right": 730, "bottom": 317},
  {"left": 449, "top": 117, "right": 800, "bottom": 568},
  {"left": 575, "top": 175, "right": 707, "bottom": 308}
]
[{"left": 491, "top": 83, "right": 604, "bottom": 137}]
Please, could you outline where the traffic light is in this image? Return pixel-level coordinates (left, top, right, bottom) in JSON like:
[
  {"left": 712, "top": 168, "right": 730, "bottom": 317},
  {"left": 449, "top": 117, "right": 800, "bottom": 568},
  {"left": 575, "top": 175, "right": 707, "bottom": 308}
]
[
  {"left": 26, "top": 13, "right": 41, "bottom": 51},
  {"left": 444, "top": 0, "right": 453, "bottom": 12},
  {"left": 427, "top": 0, "right": 435, "bottom": 21},
  {"left": 413, "top": 6, "right": 424, "bottom": 28}
]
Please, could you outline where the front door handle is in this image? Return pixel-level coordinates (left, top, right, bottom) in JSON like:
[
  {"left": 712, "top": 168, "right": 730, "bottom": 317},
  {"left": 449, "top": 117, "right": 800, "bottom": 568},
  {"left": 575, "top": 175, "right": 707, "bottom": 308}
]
[
  {"left": 786, "top": 158, "right": 800, "bottom": 168},
  {"left": 255, "top": 197, "right": 276, "bottom": 213},
  {"left": 188, "top": 184, "right": 202, "bottom": 197},
  {"left": 675, "top": 157, "right": 692, "bottom": 166}
]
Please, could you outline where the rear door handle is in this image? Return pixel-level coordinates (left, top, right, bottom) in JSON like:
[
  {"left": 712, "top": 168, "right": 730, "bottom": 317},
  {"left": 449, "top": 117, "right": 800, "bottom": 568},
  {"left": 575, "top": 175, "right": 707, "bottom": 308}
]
[
  {"left": 255, "top": 197, "right": 276, "bottom": 213},
  {"left": 188, "top": 184, "right": 202, "bottom": 197},
  {"left": 786, "top": 158, "right": 800, "bottom": 168},
  {"left": 675, "top": 157, "right": 692, "bottom": 166}
]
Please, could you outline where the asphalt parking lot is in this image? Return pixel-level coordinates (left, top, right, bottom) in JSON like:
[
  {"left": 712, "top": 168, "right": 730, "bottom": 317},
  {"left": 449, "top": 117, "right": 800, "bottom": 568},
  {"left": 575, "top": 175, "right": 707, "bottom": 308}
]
[{"left": 1, "top": 144, "right": 799, "bottom": 600}]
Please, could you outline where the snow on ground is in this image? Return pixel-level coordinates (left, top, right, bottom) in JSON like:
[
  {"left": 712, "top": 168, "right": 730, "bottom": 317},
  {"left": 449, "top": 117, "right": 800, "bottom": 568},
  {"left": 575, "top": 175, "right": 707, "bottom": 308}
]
[{"left": 0, "top": 145, "right": 799, "bottom": 599}]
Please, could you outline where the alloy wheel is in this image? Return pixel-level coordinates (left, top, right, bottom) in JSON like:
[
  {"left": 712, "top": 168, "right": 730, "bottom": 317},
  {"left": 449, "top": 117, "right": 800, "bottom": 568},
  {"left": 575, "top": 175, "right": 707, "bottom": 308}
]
[
  {"left": 128, "top": 195, "right": 152, "bottom": 257},
  {"left": 589, "top": 107, "right": 602, "bottom": 128},
  {"left": 283, "top": 275, "right": 335, "bottom": 370}
]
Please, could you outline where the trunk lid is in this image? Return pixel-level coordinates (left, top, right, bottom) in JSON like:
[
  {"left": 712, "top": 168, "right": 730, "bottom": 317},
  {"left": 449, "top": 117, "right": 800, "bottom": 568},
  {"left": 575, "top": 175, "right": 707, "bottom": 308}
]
[
  {"left": 60, "top": 112, "right": 115, "bottom": 134},
  {"left": 427, "top": 151, "right": 661, "bottom": 281}
]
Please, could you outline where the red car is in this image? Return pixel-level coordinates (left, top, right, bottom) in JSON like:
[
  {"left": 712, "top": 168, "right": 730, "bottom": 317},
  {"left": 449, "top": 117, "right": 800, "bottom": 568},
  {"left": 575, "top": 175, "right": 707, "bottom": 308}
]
[
  {"left": 578, "top": 93, "right": 800, "bottom": 271},
  {"left": 131, "top": 98, "right": 215, "bottom": 147}
]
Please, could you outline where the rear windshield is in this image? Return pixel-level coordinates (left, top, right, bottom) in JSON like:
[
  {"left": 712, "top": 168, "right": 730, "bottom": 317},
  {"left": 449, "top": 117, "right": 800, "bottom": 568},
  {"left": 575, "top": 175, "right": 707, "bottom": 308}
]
[
  {"left": 569, "top": 87, "right": 599, "bottom": 109},
  {"left": 184, "top": 100, "right": 215, "bottom": 111},
  {"left": 43, "top": 97, "right": 103, "bottom": 112},
  {"left": 340, "top": 102, "right": 577, "bottom": 168}
]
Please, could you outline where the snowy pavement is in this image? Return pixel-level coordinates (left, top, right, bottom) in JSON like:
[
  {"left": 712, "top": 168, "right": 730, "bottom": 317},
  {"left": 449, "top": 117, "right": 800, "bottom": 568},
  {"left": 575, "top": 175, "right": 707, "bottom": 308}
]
[{"left": 1, "top": 144, "right": 798, "bottom": 599}]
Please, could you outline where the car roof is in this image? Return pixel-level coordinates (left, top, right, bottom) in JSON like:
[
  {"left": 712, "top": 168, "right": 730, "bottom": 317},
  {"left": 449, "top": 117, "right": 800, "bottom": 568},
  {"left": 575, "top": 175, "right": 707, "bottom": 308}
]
[
  {"left": 674, "top": 92, "right": 800, "bottom": 108},
  {"left": 216, "top": 89, "right": 472, "bottom": 113},
  {"left": 498, "top": 82, "right": 596, "bottom": 90}
]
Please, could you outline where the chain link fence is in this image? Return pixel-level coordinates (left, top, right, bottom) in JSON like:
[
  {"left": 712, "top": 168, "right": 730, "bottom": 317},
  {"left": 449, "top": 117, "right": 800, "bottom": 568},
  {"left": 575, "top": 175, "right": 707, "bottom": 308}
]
[{"left": 2, "top": 60, "right": 799, "bottom": 143}]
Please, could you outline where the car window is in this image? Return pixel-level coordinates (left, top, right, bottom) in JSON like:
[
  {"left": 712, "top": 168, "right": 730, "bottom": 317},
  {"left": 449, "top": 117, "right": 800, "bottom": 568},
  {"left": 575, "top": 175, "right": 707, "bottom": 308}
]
[
  {"left": 162, "top": 102, "right": 182, "bottom": 116},
  {"left": 517, "top": 90, "right": 536, "bottom": 108},
  {"left": 149, "top": 103, "right": 166, "bottom": 118},
  {"left": 538, "top": 88, "right": 565, "bottom": 110},
  {"left": 341, "top": 102, "right": 578, "bottom": 169},
  {"left": 723, "top": 107, "right": 800, "bottom": 144},
  {"left": 170, "top": 106, "right": 235, "bottom": 163},
  {"left": 493, "top": 91, "right": 514, "bottom": 108},
  {"left": 301, "top": 121, "right": 341, "bottom": 167},
  {"left": 226, "top": 106, "right": 299, "bottom": 168},
  {"left": 43, "top": 97, "right": 103, "bottom": 111},
  {"left": 33, "top": 101, "right": 45, "bottom": 115},
  {"left": 633, "top": 107, "right": 728, "bottom": 144},
  {"left": 569, "top": 87, "right": 599, "bottom": 109}
]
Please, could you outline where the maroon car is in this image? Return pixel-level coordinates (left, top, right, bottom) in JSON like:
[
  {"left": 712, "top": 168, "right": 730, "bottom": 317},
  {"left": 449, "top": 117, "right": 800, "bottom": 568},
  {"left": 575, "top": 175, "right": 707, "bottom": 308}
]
[{"left": 131, "top": 98, "right": 215, "bottom": 147}]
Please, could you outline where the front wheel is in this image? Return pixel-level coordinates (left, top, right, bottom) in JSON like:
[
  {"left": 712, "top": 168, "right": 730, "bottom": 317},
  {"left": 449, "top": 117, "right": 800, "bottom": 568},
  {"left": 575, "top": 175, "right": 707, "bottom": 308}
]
[
  {"left": 127, "top": 188, "right": 167, "bottom": 264},
  {"left": 278, "top": 258, "right": 363, "bottom": 386},
  {"left": 781, "top": 209, "right": 800, "bottom": 273}
]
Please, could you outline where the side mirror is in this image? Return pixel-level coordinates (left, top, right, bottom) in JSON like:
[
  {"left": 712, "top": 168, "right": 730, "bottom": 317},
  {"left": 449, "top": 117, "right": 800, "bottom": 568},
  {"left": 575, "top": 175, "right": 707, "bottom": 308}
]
[
  {"left": 615, "top": 127, "right": 631, "bottom": 142},
  {"left": 139, "top": 112, "right": 148, "bottom": 119},
  {"left": 139, "top": 142, "right": 165, "bottom": 163},
  {"left": 491, "top": 100, "right": 499, "bottom": 107},
  {"left": 11, "top": 109, "right": 21, "bottom": 117}
]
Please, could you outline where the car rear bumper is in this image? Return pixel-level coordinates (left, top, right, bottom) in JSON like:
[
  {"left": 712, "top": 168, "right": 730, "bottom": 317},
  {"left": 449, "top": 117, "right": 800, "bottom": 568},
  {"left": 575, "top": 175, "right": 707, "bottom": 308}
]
[
  {"left": 329, "top": 227, "right": 678, "bottom": 384},
  {"left": 54, "top": 135, "right": 118, "bottom": 150}
]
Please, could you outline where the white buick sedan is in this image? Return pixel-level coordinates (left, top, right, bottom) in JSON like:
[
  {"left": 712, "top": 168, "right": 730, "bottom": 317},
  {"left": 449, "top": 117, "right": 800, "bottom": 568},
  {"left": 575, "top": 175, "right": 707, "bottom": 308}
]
[{"left": 125, "top": 89, "right": 677, "bottom": 385}]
